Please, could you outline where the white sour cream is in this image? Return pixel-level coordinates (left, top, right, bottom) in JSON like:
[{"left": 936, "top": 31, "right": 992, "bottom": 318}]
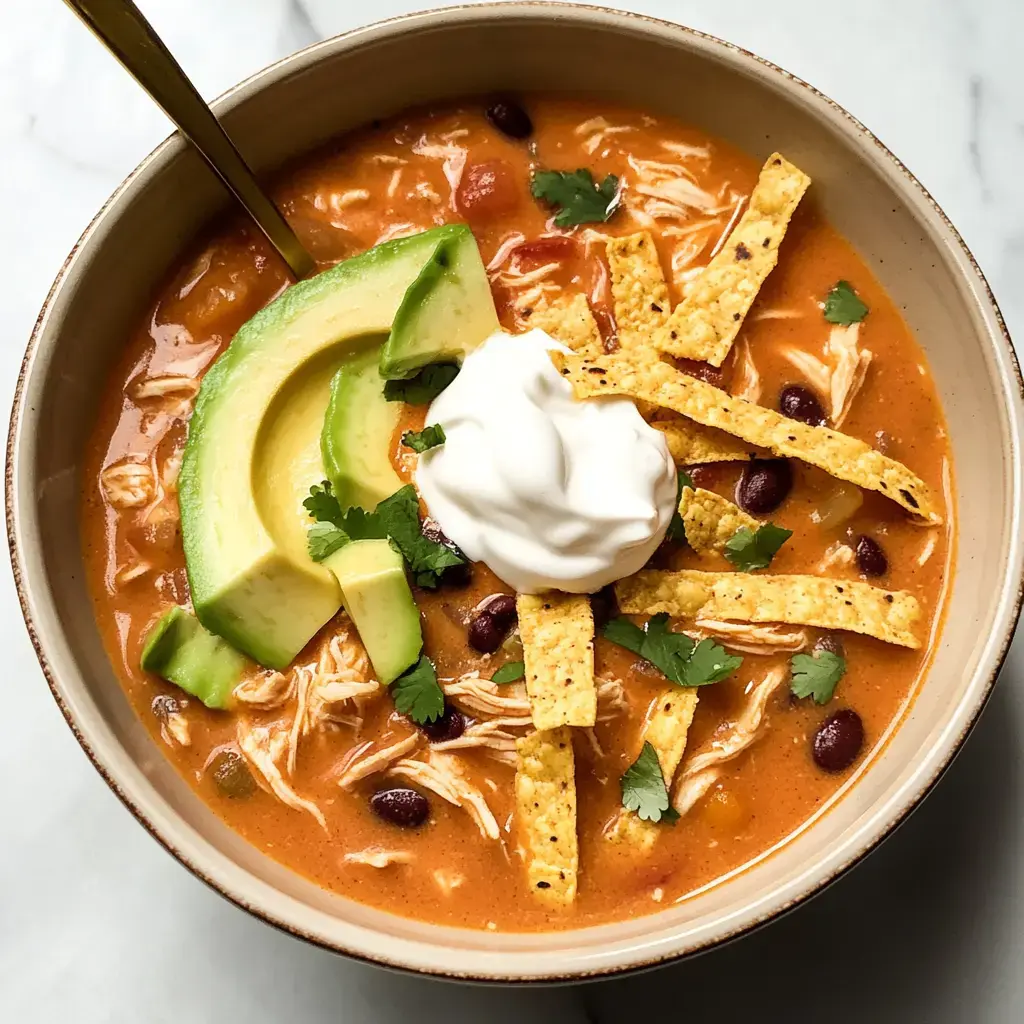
[{"left": 415, "top": 329, "right": 677, "bottom": 594}]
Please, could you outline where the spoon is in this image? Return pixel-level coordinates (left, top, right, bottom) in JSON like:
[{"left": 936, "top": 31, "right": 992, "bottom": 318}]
[{"left": 62, "top": 0, "right": 315, "bottom": 280}]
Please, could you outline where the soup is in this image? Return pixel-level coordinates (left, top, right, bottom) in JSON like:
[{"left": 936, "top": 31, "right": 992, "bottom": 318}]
[{"left": 81, "top": 96, "right": 952, "bottom": 931}]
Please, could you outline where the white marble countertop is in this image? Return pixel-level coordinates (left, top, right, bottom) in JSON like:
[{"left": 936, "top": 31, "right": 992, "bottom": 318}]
[{"left": 2, "top": 1, "right": 1022, "bottom": 1021}]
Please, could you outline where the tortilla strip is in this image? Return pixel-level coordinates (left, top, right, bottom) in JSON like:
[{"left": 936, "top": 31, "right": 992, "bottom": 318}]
[
  {"left": 517, "top": 593, "right": 597, "bottom": 730},
  {"left": 606, "top": 232, "right": 671, "bottom": 352},
  {"left": 654, "top": 418, "right": 767, "bottom": 465},
  {"left": 607, "top": 688, "right": 699, "bottom": 849},
  {"left": 681, "top": 486, "right": 760, "bottom": 553},
  {"left": 615, "top": 569, "right": 921, "bottom": 649},
  {"left": 550, "top": 350, "right": 940, "bottom": 523},
  {"left": 526, "top": 292, "right": 603, "bottom": 358},
  {"left": 515, "top": 727, "right": 578, "bottom": 904},
  {"left": 654, "top": 153, "right": 811, "bottom": 366}
]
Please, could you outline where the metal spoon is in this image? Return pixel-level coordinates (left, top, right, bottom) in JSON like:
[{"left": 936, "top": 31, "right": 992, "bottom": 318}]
[{"left": 62, "top": 0, "right": 315, "bottom": 279}]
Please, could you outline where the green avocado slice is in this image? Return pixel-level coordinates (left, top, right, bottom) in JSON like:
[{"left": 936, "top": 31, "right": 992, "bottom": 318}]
[
  {"left": 378, "top": 223, "right": 498, "bottom": 380},
  {"left": 322, "top": 539, "right": 423, "bottom": 685},
  {"left": 180, "top": 227, "right": 462, "bottom": 669},
  {"left": 321, "top": 345, "right": 404, "bottom": 512},
  {"left": 140, "top": 607, "right": 246, "bottom": 710}
]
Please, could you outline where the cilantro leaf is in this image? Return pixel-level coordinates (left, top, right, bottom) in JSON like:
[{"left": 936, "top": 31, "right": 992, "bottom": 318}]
[
  {"left": 824, "top": 280, "right": 868, "bottom": 325},
  {"left": 621, "top": 741, "right": 676, "bottom": 823},
  {"left": 602, "top": 613, "right": 742, "bottom": 688},
  {"left": 666, "top": 469, "right": 695, "bottom": 545},
  {"left": 307, "top": 521, "right": 349, "bottom": 561},
  {"left": 376, "top": 485, "right": 465, "bottom": 588},
  {"left": 790, "top": 650, "right": 847, "bottom": 704},
  {"left": 530, "top": 168, "right": 620, "bottom": 227},
  {"left": 391, "top": 654, "right": 445, "bottom": 723},
  {"left": 302, "top": 480, "right": 343, "bottom": 523},
  {"left": 723, "top": 523, "right": 793, "bottom": 571},
  {"left": 383, "top": 364, "right": 459, "bottom": 405},
  {"left": 682, "top": 638, "right": 744, "bottom": 687},
  {"left": 402, "top": 424, "right": 446, "bottom": 453},
  {"left": 491, "top": 661, "right": 525, "bottom": 684}
]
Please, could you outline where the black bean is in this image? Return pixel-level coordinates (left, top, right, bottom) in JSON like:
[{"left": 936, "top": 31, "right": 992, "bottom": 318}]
[
  {"left": 779, "top": 384, "right": 826, "bottom": 426},
  {"left": 371, "top": 787, "right": 430, "bottom": 828},
  {"left": 736, "top": 459, "right": 793, "bottom": 514},
  {"left": 482, "top": 594, "right": 517, "bottom": 630},
  {"left": 855, "top": 535, "right": 888, "bottom": 577},
  {"left": 209, "top": 749, "right": 256, "bottom": 799},
  {"left": 812, "top": 709, "right": 864, "bottom": 772},
  {"left": 420, "top": 706, "right": 466, "bottom": 743},
  {"left": 422, "top": 518, "right": 471, "bottom": 586},
  {"left": 485, "top": 98, "right": 533, "bottom": 139},
  {"left": 814, "top": 632, "right": 846, "bottom": 660},
  {"left": 590, "top": 585, "right": 619, "bottom": 630}
]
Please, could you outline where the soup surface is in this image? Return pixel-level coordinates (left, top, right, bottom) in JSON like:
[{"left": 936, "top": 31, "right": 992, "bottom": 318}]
[{"left": 81, "top": 96, "right": 953, "bottom": 931}]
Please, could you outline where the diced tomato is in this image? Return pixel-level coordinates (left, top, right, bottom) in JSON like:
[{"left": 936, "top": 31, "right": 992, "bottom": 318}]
[
  {"left": 456, "top": 160, "right": 520, "bottom": 221},
  {"left": 511, "top": 234, "right": 576, "bottom": 265}
]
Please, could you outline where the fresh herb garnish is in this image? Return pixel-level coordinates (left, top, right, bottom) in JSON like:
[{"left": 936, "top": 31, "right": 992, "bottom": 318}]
[
  {"left": 530, "top": 168, "right": 620, "bottom": 227},
  {"left": 666, "top": 469, "right": 695, "bottom": 544},
  {"left": 602, "top": 613, "right": 742, "bottom": 688},
  {"left": 391, "top": 654, "right": 445, "bottom": 723},
  {"left": 790, "top": 650, "right": 847, "bottom": 705},
  {"left": 401, "top": 424, "right": 446, "bottom": 453},
  {"left": 302, "top": 481, "right": 389, "bottom": 561},
  {"left": 824, "top": 280, "right": 868, "bottom": 325},
  {"left": 383, "top": 364, "right": 459, "bottom": 405},
  {"left": 723, "top": 523, "right": 793, "bottom": 571},
  {"left": 376, "top": 484, "right": 465, "bottom": 588},
  {"left": 621, "top": 741, "right": 678, "bottom": 823},
  {"left": 491, "top": 661, "right": 526, "bottom": 684}
]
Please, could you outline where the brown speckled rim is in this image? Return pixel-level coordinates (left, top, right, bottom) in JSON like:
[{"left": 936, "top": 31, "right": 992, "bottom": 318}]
[{"left": 8, "top": 2, "right": 1023, "bottom": 984}]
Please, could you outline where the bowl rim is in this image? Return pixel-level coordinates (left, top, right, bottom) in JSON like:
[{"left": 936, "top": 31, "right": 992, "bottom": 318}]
[{"left": 8, "top": 1, "right": 1024, "bottom": 983}]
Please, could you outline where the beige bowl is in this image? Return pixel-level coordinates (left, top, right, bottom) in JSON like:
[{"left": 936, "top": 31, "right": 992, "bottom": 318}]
[{"left": 8, "top": 3, "right": 1024, "bottom": 981}]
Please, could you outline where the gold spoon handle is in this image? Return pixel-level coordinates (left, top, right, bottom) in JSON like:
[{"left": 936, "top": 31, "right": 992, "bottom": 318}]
[{"left": 63, "top": 0, "right": 315, "bottom": 280}]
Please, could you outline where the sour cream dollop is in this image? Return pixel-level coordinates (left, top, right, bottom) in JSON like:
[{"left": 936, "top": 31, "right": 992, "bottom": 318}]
[{"left": 415, "top": 329, "right": 678, "bottom": 594}]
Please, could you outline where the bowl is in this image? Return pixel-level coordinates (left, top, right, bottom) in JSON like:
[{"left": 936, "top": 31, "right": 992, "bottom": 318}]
[{"left": 8, "top": 2, "right": 1024, "bottom": 981}]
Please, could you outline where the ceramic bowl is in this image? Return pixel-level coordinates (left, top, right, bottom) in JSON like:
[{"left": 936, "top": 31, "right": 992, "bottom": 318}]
[{"left": 8, "top": 3, "right": 1024, "bottom": 981}]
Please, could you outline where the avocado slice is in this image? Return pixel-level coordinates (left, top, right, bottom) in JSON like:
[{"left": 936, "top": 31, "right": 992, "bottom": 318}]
[
  {"left": 140, "top": 607, "right": 246, "bottom": 710},
  {"left": 321, "top": 345, "right": 404, "bottom": 511},
  {"left": 180, "top": 227, "right": 461, "bottom": 669},
  {"left": 379, "top": 223, "right": 498, "bottom": 380},
  {"left": 322, "top": 539, "right": 423, "bottom": 684}
]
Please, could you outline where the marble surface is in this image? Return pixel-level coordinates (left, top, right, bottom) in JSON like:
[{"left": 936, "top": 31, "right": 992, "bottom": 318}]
[{"left": 2, "top": 1, "right": 1022, "bottom": 1021}]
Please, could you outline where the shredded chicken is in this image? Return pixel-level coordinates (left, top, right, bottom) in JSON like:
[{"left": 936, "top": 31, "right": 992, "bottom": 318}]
[
  {"left": 917, "top": 533, "right": 938, "bottom": 566},
  {"left": 411, "top": 134, "right": 465, "bottom": 192},
  {"left": 338, "top": 733, "right": 421, "bottom": 789},
  {"left": 751, "top": 308, "right": 805, "bottom": 321},
  {"left": 159, "top": 711, "right": 190, "bottom": 748},
  {"left": 485, "top": 232, "right": 527, "bottom": 272},
  {"left": 343, "top": 848, "right": 414, "bottom": 868},
  {"left": 160, "top": 450, "right": 183, "bottom": 492},
  {"left": 130, "top": 375, "right": 200, "bottom": 402},
  {"left": 691, "top": 620, "right": 811, "bottom": 655},
  {"left": 236, "top": 720, "right": 327, "bottom": 830},
  {"left": 825, "top": 323, "right": 873, "bottom": 427},
  {"left": 581, "top": 727, "right": 605, "bottom": 759},
  {"left": 494, "top": 262, "right": 561, "bottom": 289},
  {"left": 731, "top": 337, "right": 761, "bottom": 403},
  {"left": 660, "top": 140, "right": 711, "bottom": 161},
  {"left": 389, "top": 752, "right": 501, "bottom": 840},
  {"left": 100, "top": 458, "right": 156, "bottom": 509},
  {"left": 386, "top": 168, "right": 403, "bottom": 198},
  {"left": 575, "top": 116, "right": 635, "bottom": 154},
  {"left": 374, "top": 222, "right": 421, "bottom": 245},
  {"left": 431, "top": 716, "right": 528, "bottom": 764},
  {"left": 233, "top": 670, "right": 296, "bottom": 710},
  {"left": 672, "top": 667, "right": 788, "bottom": 817},
  {"left": 433, "top": 869, "right": 466, "bottom": 895},
  {"left": 779, "top": 346, "right": 832, "bottom": 395},
  {"left": 817, "top": 541, "right": 856, "bottom": 574},
  {"left": 596, "top": 676, "right": 628, "bottom": 721},
  {"left": 115, "top": 561, "right": 152, "bottom": 587},
  {"left": 443, "top": 673, "right": 532, "bottom": 719},
  {"left": 328, "top": 189, "right": 370, "bottom": 212},
  {"left": 370, "top": 153, "right": 407, "bottom": 166},
  {"left": 413, "top": 181, "right": 442, "bottom": 204}
]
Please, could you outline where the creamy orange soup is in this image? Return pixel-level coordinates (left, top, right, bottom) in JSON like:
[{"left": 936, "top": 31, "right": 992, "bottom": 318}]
[{"left": 81, "top": 96, "right": 952, "bottom": 931}]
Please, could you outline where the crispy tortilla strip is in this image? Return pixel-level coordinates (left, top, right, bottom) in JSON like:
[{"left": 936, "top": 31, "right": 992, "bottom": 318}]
[
  {"left": 515, "top": 727, "right": 578, "bottom": 904},
  {"left": 606, "top": 232, "right": 671, "bottom": 351},
  {"left": 527, "top": 292, "right": 603, "bottom": 358},
  {"left": 654, "top": 418, "right": 767, "bottom": 464},
  {"left": 615, "top": 569, "right": 921, "bottom": 648},
  {"left": 550, "top": 350, "right": 940, "bottom": 523},
  {"left": 654, "top": 153, "right": 811, "bottom": 366},
  {"left": 517, "top": 593, "right": 596, "bottom": 730},
  {"left": 608, "top": 688, "right": 699, "bottom": 849},
  {"left": 681, "top": 486, "right": 760, "bottom": 553}
]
